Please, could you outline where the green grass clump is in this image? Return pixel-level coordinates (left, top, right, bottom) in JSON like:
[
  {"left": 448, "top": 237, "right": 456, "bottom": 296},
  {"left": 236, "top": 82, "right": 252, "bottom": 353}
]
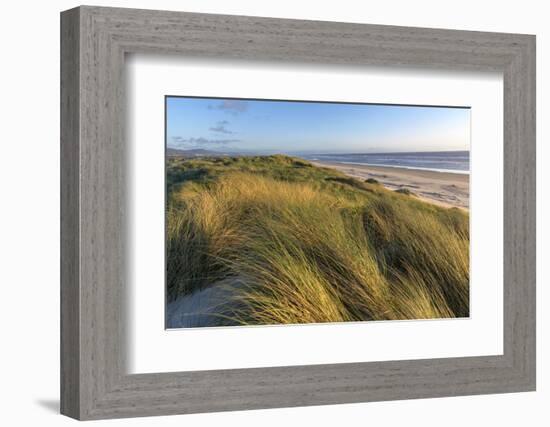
[
  {"left": 166, "top": 155, "right": 469, "bottom": 326},
  {"left": 365, "top": 178, "right": 380, "bottom": 184},
  {"left": 394, "top": 187, "right": 414, "bottom": 196}
]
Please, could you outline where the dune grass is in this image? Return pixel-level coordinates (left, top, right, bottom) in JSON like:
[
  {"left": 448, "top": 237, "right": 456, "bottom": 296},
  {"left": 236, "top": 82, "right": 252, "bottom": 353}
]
[{"left": 166, "top": 155, "right": 469, "bottom": 327}]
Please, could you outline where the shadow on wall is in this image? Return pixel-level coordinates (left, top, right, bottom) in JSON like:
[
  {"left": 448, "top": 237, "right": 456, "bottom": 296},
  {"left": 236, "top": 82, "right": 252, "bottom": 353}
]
[{"left": 35, "top": 399, "right": 59, "bottom": 414}]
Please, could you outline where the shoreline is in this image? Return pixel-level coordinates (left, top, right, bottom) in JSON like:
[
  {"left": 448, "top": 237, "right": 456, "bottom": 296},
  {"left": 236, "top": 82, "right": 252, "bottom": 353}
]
[
  {"left": 312, "top": 161, "right": 469, "bottom": 210},
  {"left": 333, "top": 161, "right": 470, "bottom": 175}
]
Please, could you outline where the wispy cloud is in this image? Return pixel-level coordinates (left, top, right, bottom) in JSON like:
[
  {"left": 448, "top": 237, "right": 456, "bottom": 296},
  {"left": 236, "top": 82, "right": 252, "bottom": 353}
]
[
  {"left": 209, "top": 120, "right": 234, "bottom": 134},
  {"left": 171, "top": 136, "right": 241, "bottom": 147},
  {"left": 208, "top": 100, "right": 248, "bottom": 116}
]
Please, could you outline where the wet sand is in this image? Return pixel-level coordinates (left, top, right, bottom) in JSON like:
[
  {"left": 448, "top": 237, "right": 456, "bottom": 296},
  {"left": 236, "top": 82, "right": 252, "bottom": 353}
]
[{"left": 314, "top": 161, "right": 469, "bottom": 210}]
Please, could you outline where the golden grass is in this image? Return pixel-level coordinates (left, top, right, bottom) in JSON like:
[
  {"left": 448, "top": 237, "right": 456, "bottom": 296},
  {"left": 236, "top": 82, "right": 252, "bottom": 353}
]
[{"left": 167, "top": 157, "right": 469, "bottom": 326}]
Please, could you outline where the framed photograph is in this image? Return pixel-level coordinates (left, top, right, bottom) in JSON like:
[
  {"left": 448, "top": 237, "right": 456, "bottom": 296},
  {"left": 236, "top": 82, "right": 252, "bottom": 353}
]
[
  {"left": 61, "top": 6, "right": 536, "bottom": 420},
  {"left": 164, "top": 96, "right": 471, "bottom": 330}
]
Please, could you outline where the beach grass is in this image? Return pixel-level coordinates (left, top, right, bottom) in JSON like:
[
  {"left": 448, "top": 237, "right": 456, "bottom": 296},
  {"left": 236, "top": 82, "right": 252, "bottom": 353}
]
[{"left": 166, "top": 155, "right": 469, "bottom": 326}]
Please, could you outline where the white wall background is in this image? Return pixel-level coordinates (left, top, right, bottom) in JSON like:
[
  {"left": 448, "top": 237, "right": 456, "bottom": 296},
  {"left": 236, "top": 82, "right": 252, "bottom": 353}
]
[{"left": 0, "top": 0, "right": 546, "bottom": 425}]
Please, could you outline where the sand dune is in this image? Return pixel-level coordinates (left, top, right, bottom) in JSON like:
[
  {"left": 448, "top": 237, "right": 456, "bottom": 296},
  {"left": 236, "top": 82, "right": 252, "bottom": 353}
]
[{"left": 313, "top": 161, "right": 469, "bottom": 210}]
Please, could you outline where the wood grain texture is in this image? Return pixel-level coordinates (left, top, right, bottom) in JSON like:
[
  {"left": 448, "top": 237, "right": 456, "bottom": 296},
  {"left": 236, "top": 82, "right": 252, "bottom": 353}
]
[
  {"left": 60, "top": 7, "right": 80, "bottom": 419},
  {"left": 60, "top": 5, "right": 536, "bottom": 420}
]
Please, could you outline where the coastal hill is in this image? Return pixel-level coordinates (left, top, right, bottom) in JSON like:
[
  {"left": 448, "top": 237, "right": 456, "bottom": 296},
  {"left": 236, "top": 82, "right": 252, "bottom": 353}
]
[
  {"left": 166, "top": 148, "right": 225, "bottom": 157},
  {"left": 166, "top": 154, "right": 469, "bottom": 328}
]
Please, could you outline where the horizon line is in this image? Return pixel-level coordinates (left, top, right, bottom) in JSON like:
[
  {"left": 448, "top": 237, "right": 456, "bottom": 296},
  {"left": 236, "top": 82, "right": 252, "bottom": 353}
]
[{"left": 166, "top": 147, "right": 470, "bottom": 154}]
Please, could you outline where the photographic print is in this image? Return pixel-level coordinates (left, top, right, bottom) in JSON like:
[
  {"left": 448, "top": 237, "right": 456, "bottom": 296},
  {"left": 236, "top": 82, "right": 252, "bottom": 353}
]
[{"left": 165, "top": 96, "right": 470, "bottom": 329}]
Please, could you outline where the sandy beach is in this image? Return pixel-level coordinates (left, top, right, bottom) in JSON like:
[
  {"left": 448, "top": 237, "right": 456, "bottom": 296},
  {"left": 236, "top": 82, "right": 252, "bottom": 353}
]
[{"left": 313, "top": 161, "right": 469, "bottom": 210}]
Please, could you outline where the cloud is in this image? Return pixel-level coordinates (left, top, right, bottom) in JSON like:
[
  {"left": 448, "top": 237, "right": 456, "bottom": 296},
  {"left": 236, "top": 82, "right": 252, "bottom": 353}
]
[
  {"left": 171, "top": 136, "right": 240, "bottom": 147},
  {"left": 208, "top": 100, "right": 248, "bottom": 116},
  {"left": 209, "top": 120, "right": 234, "bottom": 134}
]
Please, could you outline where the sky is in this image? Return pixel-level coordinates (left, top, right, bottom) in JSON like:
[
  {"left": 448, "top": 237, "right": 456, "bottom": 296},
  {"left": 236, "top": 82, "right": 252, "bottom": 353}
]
[{"left": 166, "top": 97, "right": 470, "bottom": 154}]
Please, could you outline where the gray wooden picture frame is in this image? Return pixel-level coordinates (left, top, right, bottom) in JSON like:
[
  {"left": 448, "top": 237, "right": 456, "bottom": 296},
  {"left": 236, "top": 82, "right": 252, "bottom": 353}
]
[{"left": 60, "top": 5, "right": 536, "bottom": 420}]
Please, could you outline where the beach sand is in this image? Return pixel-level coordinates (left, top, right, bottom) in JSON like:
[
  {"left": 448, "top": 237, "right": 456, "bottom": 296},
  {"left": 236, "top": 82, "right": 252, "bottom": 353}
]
[{"left": 313, "top": 161, "right": 469, "bottom": 210}]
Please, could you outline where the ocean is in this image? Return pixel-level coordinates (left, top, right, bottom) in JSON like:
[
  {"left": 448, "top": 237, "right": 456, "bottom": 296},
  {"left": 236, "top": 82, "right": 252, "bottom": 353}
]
[{"left": 302, "top": 150, "right": 470, "bottom": 174}]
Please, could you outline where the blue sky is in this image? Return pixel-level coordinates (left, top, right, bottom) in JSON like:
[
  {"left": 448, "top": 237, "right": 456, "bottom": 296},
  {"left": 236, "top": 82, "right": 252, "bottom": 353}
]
[{"left": 166, "top": 97, "right": 470, "bottom": 153}]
